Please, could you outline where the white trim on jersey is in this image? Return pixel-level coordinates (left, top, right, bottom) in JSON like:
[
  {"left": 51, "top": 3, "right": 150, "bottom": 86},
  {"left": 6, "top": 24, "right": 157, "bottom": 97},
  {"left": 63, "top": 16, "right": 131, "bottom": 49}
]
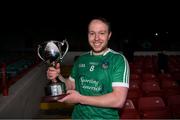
[
  {"left": 90, "top": 48, "right": 111, "bottom": 56},
  {"left": 112, "top": 82, "right": 129, "bottom": 88},
  {"left": 103, "top": 48, "right": 111, "bottom": 56},
  {"left": 122, "top": 55, "right": 130, "bottom": 85}
]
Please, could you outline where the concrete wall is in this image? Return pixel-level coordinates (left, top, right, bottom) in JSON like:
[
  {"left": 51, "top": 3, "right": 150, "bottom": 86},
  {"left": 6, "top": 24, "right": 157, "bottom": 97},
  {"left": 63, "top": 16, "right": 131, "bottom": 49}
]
[
  {"left": 61, "top": 51, "right": 83, "bottom": 65},
  {"left": 134, "top": 51, "right": 180, "bottom": 56},
  {"left": 0, "top": 63, "right": 47, "bottom": 119},
  {"left": 61, "top": 51, "right": 180, "bottom": 65}
]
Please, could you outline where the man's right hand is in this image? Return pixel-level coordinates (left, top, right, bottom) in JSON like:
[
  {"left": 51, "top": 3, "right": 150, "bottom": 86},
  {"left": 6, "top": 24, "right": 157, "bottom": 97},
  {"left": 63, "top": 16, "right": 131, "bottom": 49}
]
[{"left": 47, "top": 63, "right": 60, "bottom": 82}]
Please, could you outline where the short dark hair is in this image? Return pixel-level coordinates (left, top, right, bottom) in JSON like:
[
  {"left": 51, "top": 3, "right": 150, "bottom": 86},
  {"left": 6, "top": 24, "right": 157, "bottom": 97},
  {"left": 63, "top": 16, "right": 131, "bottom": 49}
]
[{"left": 88, "top": 16, "right": 111, "bottom": 33}]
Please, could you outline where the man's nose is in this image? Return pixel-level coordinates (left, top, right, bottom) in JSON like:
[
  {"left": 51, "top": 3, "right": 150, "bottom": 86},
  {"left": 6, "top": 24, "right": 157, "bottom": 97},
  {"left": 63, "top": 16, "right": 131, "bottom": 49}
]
[{"left": 95, "top": 34, "right": 99, "bottom": 40}]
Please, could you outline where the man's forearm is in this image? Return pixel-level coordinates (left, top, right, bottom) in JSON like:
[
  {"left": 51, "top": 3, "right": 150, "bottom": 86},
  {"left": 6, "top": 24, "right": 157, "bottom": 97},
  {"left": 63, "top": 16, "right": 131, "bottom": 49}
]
[{"left": 79, "top": 87, "right": 128, "bottom": 108}]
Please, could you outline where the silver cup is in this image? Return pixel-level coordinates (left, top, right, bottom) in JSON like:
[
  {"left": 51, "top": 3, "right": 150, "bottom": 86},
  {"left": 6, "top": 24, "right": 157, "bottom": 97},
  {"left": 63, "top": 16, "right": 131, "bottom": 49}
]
[
  {"left": 37, "top": 39, "right": 69, "bottom": 101},
  {"left": 37, "top": 39, "right": 69, "bottom": 67}
]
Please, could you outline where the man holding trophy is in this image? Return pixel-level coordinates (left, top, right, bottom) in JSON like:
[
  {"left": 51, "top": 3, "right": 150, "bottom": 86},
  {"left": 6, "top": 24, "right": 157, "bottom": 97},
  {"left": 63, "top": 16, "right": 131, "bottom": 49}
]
[{"left": 46, "top": 17, "right": 129, "bottom": 119}]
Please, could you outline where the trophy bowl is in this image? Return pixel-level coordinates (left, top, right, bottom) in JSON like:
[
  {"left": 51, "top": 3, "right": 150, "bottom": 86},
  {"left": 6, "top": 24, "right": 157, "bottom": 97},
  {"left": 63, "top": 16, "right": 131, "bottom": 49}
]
[{"left": 37, "top": 39, "right": 69, "bottom": 102}]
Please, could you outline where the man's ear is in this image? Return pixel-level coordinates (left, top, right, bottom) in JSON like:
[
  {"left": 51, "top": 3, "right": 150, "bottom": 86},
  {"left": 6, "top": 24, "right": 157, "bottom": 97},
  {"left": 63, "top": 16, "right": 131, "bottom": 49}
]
[{"left": 108, "top": 32, "right": 112, "bottom": 40}]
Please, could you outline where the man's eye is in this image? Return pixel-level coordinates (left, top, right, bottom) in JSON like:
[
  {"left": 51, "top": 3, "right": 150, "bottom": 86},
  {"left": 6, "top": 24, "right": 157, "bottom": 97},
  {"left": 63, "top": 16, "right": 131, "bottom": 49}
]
[
  {"left": 89, "top": 33, "right": 94, "bottom": 35},
  {"left": 100, "top": 33, "right": 105, "bottom": 35}
]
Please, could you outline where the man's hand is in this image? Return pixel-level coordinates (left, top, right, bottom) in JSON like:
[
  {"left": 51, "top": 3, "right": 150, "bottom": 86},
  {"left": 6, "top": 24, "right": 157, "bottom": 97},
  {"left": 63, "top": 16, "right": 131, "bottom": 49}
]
[
  {"left": 47, "top": 63, "right": 60, "bottom": 82},
  {"left": 58, "top": 90, "right": 81, "bottom": 104}
]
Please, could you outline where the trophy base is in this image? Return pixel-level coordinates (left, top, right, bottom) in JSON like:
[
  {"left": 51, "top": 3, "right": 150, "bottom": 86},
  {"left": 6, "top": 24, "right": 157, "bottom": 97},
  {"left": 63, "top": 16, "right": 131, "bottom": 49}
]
[{"left": 42, "top": 94, "right": 69, "bottom": 102}]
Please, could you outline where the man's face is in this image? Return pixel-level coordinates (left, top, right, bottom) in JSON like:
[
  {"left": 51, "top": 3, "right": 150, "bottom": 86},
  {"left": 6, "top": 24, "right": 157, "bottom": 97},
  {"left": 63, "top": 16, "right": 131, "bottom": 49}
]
[{"left": 88, "top": 20, "right": 111, "bottom": 54}]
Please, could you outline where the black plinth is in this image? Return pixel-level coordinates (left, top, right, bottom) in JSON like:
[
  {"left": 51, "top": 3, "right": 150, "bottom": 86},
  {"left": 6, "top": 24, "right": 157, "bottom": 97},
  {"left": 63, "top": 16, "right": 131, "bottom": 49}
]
[{"left": 42, "top": 94, "right": 68, "bottom": 102}]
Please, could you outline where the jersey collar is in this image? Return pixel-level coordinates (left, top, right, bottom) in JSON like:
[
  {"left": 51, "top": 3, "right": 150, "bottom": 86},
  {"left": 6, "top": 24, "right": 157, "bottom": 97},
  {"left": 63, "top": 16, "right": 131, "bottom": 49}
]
[{"left": 90, "top": 48, "right": 111, "bottom": 56}]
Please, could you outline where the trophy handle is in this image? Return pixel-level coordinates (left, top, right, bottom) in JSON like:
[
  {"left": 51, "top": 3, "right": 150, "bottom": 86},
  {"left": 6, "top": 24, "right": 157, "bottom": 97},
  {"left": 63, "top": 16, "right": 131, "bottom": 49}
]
[
  {"left": 60, "top": 39, "right": 69, "bottom": 61},
  {"left": 37, "top": 45, "right": 45, "bottom": 61}
]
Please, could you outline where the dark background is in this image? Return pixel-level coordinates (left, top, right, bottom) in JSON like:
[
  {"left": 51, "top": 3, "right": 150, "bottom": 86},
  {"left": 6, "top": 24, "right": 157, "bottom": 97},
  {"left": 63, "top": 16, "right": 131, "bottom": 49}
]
[{"left": 0, "top": 3, "right": 179, "bottom": 52}]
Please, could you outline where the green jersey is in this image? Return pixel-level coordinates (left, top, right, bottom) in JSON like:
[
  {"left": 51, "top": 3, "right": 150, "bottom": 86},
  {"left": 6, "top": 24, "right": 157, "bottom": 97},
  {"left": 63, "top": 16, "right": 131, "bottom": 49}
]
[{"left": 69, "top": 48, "right": 129, "bottom": 119}]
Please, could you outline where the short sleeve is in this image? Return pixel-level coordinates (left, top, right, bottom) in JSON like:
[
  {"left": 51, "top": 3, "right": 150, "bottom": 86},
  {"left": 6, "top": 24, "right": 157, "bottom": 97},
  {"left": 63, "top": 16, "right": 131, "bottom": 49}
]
[{"left": 111, "top": 54, "right": 129, "bottom": 88}]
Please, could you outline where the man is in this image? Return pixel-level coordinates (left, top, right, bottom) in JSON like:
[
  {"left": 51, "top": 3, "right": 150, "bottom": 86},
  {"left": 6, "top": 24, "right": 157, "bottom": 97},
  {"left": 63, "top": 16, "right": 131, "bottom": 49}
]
[{"left": 47, "top": 17, "right": 129, "bottom": 119}]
